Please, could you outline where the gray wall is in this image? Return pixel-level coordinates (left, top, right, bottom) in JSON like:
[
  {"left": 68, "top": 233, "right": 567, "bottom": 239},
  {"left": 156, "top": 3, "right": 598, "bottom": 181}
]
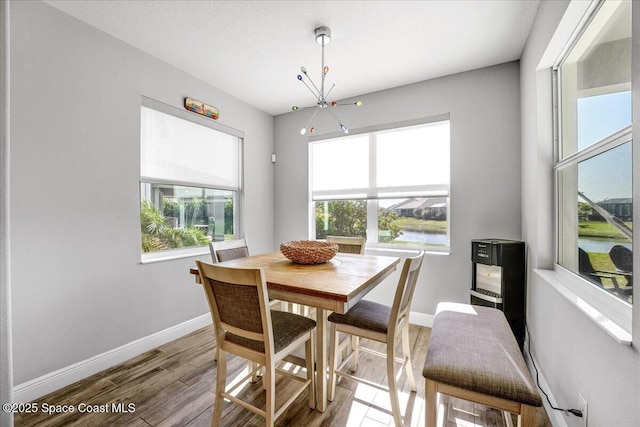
[
  {"left": 521, "top": 1, "right": 640, "bottom": 426},
  {"left": 10, "top": 1, "right": 274, "bottom": 385},
  {"left": 274, "top": 62, "right": 523, "bottom": 316}
]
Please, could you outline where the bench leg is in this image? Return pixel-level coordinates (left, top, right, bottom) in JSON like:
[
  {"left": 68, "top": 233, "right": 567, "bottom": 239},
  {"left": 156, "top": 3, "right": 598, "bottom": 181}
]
[
  {"left": 425, "top": 379, "right": 438, "bottom": 427},
  {"left": 519, "top": 405, "right": 536, "bottom": 427},
  {"left": 503, "top": 411, "right": 514, "bottom": 427}
]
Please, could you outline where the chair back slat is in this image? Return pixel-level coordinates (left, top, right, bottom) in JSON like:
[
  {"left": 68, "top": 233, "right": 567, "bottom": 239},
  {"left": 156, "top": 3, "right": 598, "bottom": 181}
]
[
  {"left": 216, "top": 246, "right": 249, "bottom": 262},
  {"left": 392, "top": 251, "right": 426, "bottom": 324},
  {"left": 209, "top": 238, "right": 250, "bottom": 263},
  {"left": 326, "top": 236, "right": 366, "bottom": 255}
]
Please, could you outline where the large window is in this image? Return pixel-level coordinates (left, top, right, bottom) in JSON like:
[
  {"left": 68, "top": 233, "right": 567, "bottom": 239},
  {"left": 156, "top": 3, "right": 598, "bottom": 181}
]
[
  {"left": 555, "top": 0, "right": 632, "bottom": 308},
  {"left": 310, "top": 118, "right": 450, "bottom": 250},
  {"left": 140, "top": 98, "right": 243, "bottom": 258}
]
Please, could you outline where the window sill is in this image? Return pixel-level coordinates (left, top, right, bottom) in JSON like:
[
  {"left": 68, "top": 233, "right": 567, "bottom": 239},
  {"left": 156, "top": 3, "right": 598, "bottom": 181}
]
[
  {"left": 534, "top": 267, "right": 632, "bottom": 345},
  {"left": 366, "top": 246, "right": 450, "bottom": 257},
  {"left": 141, "top": 246, "right": 210, "bottom": 264}
]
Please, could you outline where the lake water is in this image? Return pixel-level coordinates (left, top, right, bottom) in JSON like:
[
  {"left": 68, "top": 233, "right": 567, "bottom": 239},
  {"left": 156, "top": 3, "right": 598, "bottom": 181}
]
[
  {"left": 394, "top": 230, "right": 448, "bottom": 245},
  {"left": 578, "top": 238, "right": 632, "bottom": 253},
  {"left": 393, "top": 230, "right": 632, "bottom": 253}
]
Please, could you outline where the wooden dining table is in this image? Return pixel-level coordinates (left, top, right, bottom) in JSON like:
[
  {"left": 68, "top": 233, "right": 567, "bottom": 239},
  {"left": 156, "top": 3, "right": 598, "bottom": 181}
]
[{"left": 189, "top": 250, "right": 400, "bottom": 412}]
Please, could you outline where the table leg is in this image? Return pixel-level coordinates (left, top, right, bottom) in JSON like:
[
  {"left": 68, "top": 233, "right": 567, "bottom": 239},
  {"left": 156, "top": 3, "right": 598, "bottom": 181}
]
[{"left": 316, "top": 308, "right": 328, "bottom": 412}]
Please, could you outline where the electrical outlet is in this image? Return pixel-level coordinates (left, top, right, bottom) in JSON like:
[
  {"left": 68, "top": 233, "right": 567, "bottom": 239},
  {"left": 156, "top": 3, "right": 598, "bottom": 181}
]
[{"left": 578, "top": 393, "right": 588, "bottom": 427}]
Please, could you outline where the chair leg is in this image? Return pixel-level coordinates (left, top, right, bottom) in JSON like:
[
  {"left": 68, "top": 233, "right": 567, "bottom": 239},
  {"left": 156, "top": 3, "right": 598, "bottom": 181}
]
[
  {"left": 211, "top": 350, "right": 226, "bottom": 427},
  {"left": 250, "top": 361, "right": 260, "bottom": 383},
  {"left": 401, "top": 323, "right": 416, "bottom": 392},
  {"left": 328, "top": 323, "right": 339, "bottom": 402},
  {"left": 265, "top": 363, "right": 276, "bottom": 427},
  {"left": 425, "top": 379, "right": 437, "bottom": 427},
  {"left": 307, "top": 332, "right": 316, "bottom": 409},
  {"left": 387, "top": 342, "right": 403, "bottom": 427},
  {"left": 350, "top": 335, "right": 359, "bottom": 372}
]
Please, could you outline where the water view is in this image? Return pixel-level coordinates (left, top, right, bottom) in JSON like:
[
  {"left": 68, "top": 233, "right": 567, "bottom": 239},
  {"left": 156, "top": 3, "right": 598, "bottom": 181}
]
[
  {"left": 393, "top": 230, "right": 447, "bottom": 246},
  {"left": 578, "top": 238, "right": 632, "bottom": 253}
]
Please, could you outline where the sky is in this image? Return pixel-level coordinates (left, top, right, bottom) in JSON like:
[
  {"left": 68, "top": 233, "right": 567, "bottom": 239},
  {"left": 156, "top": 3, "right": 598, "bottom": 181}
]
[{"left": 577, "top": 91, "right": 632, "bottom": 203}]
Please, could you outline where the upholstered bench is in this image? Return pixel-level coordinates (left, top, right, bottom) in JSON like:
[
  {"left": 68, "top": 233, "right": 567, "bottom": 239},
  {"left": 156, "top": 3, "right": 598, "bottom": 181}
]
[{"left": 422, "top": 302, "right": 542, "bottom": 427}]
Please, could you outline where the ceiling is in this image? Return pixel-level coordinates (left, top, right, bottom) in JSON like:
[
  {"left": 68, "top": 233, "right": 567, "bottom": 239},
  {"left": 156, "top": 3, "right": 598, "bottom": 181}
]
[{"left": 43, "top": 0, "right": 540, "bottom": 116}]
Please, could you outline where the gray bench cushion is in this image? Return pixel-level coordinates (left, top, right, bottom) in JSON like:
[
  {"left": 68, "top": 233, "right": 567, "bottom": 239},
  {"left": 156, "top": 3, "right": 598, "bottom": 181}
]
[{"left": 422, "top": 303, "right": 542, "bottom": 407}]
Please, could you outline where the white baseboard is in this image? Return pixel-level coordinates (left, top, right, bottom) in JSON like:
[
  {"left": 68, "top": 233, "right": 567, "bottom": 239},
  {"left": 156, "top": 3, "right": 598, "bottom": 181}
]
[
  {"left": 14, "top": 314, "right": 212, "bottom": 403},
  {"left": 523, "top": 340, "right": 568, "bottom": 427},
  {"left": 14, "top": 310, "right": 434, "bottom": 404},
  {"left": 410, "top": 311, "right": 434, "bottom": 328}
]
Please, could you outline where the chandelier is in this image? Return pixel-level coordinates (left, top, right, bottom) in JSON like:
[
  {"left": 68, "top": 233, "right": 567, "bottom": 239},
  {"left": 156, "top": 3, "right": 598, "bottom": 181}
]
[{"left": 292, "top": 26, "right": 362, "bottom": 135}]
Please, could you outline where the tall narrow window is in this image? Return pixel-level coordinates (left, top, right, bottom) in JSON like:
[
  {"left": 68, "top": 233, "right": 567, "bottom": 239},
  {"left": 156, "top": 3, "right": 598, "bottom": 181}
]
[
  {"left": 310, "top": 119, "right": 450, "bottom": 250},
  {"left": 140, "top": 98, "right": 243, "bottom": 258},
  {"left": 555, "top": 0, "right": 632, "bottom": 306}
]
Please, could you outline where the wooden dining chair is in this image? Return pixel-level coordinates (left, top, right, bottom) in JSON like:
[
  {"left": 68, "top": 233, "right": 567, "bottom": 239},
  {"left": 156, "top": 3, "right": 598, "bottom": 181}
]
[
  {"left": 326, "top": 235, "right": 366, "bottom": 254},
  {"left": 209, "top": 238, "right": 250, "bottom": 263},
  {"left": 208, "top": 238, "right": 281, "bottom": 374},
  {"left": 196, "top": 261, "right": 316, "bottom": 427},
  {"left": 327, "top": 250, "right": 425, "bottom": 427}
]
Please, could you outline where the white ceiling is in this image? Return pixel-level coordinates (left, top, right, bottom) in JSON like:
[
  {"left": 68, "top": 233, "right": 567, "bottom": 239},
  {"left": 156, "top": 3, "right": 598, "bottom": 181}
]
[{"left": 43, "top": 0, "right": 540, "bottom": 116}]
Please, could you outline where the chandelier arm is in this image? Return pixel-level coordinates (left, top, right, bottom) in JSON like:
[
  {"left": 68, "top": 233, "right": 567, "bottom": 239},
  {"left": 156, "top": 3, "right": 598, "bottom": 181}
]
[
  {"left": 326, "top": 106, "right": 343, "bottom": 126},
  {"left": 325, "top": 82, "right": 336, "bottom": 99},
  {"left": 304, "top": 107, "right": 320, "bottom": 130},
  {"left": 292, "top": 105, "right": 315, "bottom": 112},
  {"left": 303, "top": 73, "right": 322, "bottom": 102},
  {"left": 300, "top": 77, "right": 321, "bottom": 100}
]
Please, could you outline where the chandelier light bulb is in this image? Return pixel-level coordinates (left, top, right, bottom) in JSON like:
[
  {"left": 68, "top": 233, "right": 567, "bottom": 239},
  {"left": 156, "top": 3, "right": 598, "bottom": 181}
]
[
  {"left": 301, "top": 127, "right": 307, "bottom": 135},
  {"left": 292, "top": 106, "right": 298, "bottom": 110},
  {"left": 324, "top": 66, "right": 329, "bottom": 75},
  {"left": 301, "top": 66, "right": 307, "bottom": 74},
  {"left": 356, "top": 101, "right": 363, "bottom": 106}
]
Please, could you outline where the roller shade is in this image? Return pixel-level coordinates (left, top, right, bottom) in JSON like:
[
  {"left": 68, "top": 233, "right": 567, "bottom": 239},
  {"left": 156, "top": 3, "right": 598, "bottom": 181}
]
[
  {"left": 141, "top": 106, "right": 240, "bottom": 190},
  {"left": 311, "top": 120, "right": 450, "bottom": 200}
]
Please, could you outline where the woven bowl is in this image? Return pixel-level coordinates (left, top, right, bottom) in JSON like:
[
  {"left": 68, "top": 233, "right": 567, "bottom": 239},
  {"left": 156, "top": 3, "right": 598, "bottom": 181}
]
[{"left": 280, "top": 240, "right": 339, "bottom": 264}]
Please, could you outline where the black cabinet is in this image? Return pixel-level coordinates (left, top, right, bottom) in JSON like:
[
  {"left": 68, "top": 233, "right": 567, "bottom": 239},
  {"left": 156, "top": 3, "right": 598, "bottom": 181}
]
[{"left": 470, "top": 239, "right": 526, "bottom": 349}]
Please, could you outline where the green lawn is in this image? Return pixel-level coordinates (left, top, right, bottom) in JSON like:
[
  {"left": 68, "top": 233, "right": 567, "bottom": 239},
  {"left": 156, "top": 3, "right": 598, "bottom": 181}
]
[{"left": 579, "top": 221, "right": 632, "bottom": 239}]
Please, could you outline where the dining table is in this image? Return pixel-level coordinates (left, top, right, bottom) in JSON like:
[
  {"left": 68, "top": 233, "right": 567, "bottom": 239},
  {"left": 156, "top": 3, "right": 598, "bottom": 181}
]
[{"left": 189, "top": 250, "right": 400, "bottom": 412}]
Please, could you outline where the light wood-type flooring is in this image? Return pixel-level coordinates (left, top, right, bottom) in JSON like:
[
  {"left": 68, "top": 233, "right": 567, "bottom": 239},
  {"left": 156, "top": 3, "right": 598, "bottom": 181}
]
[{"left": 15, "top": 323, "right": 552, "bottom": 427}]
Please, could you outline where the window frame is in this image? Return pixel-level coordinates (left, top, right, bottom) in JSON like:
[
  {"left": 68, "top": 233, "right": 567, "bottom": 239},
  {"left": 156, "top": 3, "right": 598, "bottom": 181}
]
[
  {"left": 140, "top": 97, "right": 245, "bottom": 263},
  {"left": 552, "top": 0, "right": 633, "bottom": 337},
  {"left": 308, "top": 115, "right": 451, "bottom": 252}
]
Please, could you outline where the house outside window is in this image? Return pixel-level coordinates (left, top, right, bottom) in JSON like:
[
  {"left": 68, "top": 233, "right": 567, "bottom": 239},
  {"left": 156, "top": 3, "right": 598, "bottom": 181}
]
[
  {"left": 554, "top": 0, "right": 632, "bottom": 317},
  {"left": 140, "top": 97, "right": 243, "bottom": 260},
  {"left": 310, "top": 117, "right": 450, "bottom": 251}
]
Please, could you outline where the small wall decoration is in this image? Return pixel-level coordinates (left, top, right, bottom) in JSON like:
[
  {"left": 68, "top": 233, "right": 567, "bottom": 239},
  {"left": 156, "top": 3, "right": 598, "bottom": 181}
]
[{"left": 184, "top": 97, "right": 219, "bottom": 120}]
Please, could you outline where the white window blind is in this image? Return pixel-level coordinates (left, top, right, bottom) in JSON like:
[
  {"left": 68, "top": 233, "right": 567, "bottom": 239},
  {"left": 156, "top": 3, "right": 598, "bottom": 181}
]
[
  {"left": 311, "top": 120, "right": 450, "bottom": 200},
  {"left": 140, "top": 106, "right": 240, "bottom": 190}
]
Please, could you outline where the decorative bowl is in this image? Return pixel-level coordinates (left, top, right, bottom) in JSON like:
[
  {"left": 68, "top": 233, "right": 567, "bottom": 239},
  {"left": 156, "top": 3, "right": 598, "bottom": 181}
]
[{"left": 280, "top": 240, "right": 339, "bottom": 264}]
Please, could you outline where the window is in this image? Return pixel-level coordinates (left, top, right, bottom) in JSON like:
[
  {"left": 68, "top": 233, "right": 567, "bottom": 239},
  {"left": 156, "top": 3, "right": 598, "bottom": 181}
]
[
  {"left": 555, "top": 0, "right": 632, "bottom": 312},
  {"left": 140, "top": 98, "right": 243, "bottom": 259},
  {"left": 310, "top": 118, "right": 450, "bottom": 250}
]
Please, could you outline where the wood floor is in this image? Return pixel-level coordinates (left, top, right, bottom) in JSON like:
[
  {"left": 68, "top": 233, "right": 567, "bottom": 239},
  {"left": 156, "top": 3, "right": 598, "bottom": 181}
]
[{"left": 15, "top": 323, "right": 552, "bottom": 427}]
